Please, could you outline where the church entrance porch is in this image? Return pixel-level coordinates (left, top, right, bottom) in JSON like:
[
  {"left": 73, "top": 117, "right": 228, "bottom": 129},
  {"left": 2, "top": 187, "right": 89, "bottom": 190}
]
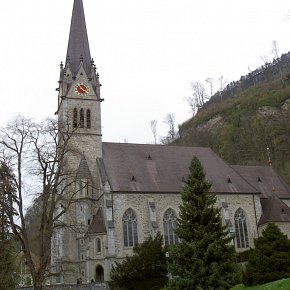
[{"left": 95, "top": 265, "right": 104, "bottom": 282}]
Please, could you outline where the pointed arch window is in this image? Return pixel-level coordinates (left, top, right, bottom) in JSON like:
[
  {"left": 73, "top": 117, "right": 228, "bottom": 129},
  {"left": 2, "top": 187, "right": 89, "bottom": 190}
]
[
  {"left": 80, "top": 109, "right": 84, "bottom": 128},
  {"left": 73, "top": 108, "right": 78, "bottom": 128},
  {"left": 234, "top": 208, "right": 249, "bottom": 249},
  {"left": 123, "top": 208, "right": 138, "bottom": 247},
  {"left": 86, "top": 109, "right": 91, "bottom": 129},
  {"left": 163, "top": 208, "right": 179, "bottom": 246},
  {"left": 95, "top": 238, "right": 101, "bottom": 254}
]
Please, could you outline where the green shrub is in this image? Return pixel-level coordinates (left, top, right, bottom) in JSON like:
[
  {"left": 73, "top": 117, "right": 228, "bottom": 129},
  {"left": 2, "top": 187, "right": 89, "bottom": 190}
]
[
  {"left": 243, "top": 224, "right": 290, "bottom": 286},
  {"left": 110, "top": 233, "right": 167, "bottom": 290}
]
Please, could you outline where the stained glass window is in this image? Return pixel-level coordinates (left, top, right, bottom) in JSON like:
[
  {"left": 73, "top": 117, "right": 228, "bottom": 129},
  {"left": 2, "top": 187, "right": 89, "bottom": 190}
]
[
  {"left": 234, "top": 208, "right": 249, "bottom": 248},
  {"left": 163, "top": 208, "right": 178, "bottom": 246},
  {"left": 123, "top": 208, "right": 138, "bottom": 247}
]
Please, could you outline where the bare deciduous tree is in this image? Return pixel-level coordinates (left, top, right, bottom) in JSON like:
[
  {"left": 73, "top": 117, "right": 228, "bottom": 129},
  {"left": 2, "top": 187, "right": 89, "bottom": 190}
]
[
  {"left": 160, "top": 113, "right": 178, "bottom": 144},
  {"left": 260, "top": 54, "right": 272, "bottom": 82},
  {"left": 218, "top": 76, "right": 227, "bottom": 101},
  {"left": 205, "top": 78, "right": 214, "bottom": 97},
  {"left": 186, "top": 81, "right": 209, "bottom": 116},
  {"left": 185, "top": 96, "right": 196, "bottom": 116},
  {"left": 272, "top": 40, "right": 279, "bottom": 59},
  {"left": 149, "top": 120, "right": 158, "bottom": 144},
  {"left": 272, "top": 40, "right": 283, "bottom": 82},
  {"left": 0, "top": 116, "right": 78, "bottom": 290}
]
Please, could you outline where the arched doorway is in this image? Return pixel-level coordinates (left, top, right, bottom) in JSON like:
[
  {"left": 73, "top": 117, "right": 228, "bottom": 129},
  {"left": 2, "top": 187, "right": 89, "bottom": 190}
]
[{"left": 95, "top": 265, "right": 104, "bottom": 282}]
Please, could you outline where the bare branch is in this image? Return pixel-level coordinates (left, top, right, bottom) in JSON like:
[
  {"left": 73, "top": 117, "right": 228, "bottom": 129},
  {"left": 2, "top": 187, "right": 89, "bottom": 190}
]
[{"left": 0, "top": 116, "right": 82, "bottom": 286}]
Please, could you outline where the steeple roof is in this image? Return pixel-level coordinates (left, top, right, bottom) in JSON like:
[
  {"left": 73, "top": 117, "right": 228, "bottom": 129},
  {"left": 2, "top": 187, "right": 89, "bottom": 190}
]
[
  {"left": 66, "top": 0, "right": 92, "bottom": 76},
  {"left": 258, "top": 194, "right": 290, "bottom": 225},
  {"left": 86, "top": 208, "right": 107, "bottom": 235},
  {"left": 76, "top": 156, "right": 91, "bottom": 179}
]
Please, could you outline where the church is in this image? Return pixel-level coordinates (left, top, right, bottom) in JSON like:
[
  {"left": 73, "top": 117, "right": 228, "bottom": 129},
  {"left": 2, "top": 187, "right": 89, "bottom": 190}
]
[{"left": 50, "top": 0, "right": 290, "bottom": 285}]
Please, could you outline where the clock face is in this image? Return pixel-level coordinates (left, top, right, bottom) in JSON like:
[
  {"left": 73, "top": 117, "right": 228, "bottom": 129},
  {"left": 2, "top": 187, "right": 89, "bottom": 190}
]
[{"left": 75, "top": 83, "right": 89, "bottom": 95}]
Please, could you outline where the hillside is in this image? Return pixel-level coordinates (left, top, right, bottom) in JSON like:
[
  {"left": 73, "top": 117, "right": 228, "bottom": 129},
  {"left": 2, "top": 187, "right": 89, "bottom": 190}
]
[
  {"left": 174, "top": 77, "right": 290, "bottom": 184},
  {"left": 231, "top": 278, "right": 290, "bottom": 290}
]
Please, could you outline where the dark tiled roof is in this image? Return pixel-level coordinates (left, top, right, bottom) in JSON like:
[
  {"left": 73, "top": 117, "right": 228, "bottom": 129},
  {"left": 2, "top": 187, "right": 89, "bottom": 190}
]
[
  {"left": 66, "top": 0, "right": 92, "bottom": 76},
  {"left": 101, "top": 143, "right": 259, "bottom": 194},
  {"left": 86, "top": 208, "right": 106, "bottom": 235},
  {"left": 258, "top": 195, "right": 290, "bottom": 225},
  {"left": 231, "top": 165, "right": 290, "bottom": 199},
  {"left": 96, "top": 158, "right": 108, "bottom": 185}
]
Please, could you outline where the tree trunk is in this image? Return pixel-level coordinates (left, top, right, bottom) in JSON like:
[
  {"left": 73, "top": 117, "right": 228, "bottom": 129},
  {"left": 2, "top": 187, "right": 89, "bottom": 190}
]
[{"left": 33, "top": 276, "right": 43, "bottom": 290}]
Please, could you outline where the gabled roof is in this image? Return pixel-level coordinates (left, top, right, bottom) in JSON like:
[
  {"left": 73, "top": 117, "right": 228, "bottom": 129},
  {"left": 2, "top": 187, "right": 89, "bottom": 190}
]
[
  {"left": 258, "top": 194, "right": 290, "bottom": 225},
  {"left": 101, "top": 142, "right": 259, "bottom": 194},
  {"left": 66, "top": 0, "right": 92, "bottom": 76},
  {"left": 231, "top": 165, "right": 290, "bottom": 199},
  {"left": 86, "top": 208, "right": 106, "bottom": 235}
]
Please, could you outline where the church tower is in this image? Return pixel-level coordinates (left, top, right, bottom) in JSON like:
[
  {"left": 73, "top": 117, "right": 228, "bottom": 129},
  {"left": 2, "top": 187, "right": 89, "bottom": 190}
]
[
  {"left": 57, "top": 0, "right": 103, "bottom": 159},
  {"left": 52, "top": 0, "right": 105, "bottom": 284}
]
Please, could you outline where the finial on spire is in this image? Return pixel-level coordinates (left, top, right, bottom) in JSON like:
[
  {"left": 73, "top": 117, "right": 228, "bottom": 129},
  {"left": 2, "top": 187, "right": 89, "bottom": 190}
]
[
  {"left": 60, "top": 61, "right": 63, "bottom": 69},
  {"left": 267, "top": 147, "right": 276, "bottom": 192},
  {"left": 267, "top": 147, "right": 272, "bottom": 166},
  {"left": 80, "top": 55, "right": 84, "bottom": 63}
]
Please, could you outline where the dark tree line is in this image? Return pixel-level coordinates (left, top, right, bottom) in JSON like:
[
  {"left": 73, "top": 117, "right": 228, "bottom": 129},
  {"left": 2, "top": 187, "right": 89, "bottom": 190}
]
[{"left": 210, "top": 52, "right": 290, "bottom": 103}]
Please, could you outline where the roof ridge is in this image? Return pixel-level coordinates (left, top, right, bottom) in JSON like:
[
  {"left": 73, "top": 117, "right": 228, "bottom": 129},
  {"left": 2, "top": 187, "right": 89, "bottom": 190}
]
[{"left": 102, "top": 141, "right": 212, "bottom": 150}]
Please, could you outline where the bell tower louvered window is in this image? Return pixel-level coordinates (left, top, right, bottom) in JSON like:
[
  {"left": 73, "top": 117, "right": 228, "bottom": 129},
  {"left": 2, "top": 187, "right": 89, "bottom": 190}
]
[
  {"left": 163, "top": 208, "right": 179, "bottom": 245},
  {"left": 123, "top": 208, "right": 138, "bottom": 247},
  {"left": 234, "top": 208, "right": 249, "bottom": 249},
  {"left": 73, "top": 108, "right": 78, "bottom": 128},
  {"left": 86, "top": 109, "right": 91, "bottom": 128},
  {"left": 80, "top": 109, "right": 84, "bottom": 128}
]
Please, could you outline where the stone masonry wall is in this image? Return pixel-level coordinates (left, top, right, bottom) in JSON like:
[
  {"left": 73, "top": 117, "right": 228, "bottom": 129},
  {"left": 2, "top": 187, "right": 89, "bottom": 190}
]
[{"left": 112, "top": 191, "right": 260, "bottom": 260}]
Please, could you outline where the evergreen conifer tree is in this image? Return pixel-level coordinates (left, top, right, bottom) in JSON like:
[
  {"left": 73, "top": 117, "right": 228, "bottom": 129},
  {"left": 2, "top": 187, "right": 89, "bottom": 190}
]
[
  {"left": 0, "top": 239, "right": 18, "bottom": 289},
  {"left": 167, "top": 156, "right": 240, "bottom": 290},
  {"left": 110, "top": 233, "right": 167, "bottom": 290},
  {"left": 0, "top": 162, "right": 18, "bottom": 289},
  {"left": 243, "top": 223, "right": 290, "bottom": 286}
]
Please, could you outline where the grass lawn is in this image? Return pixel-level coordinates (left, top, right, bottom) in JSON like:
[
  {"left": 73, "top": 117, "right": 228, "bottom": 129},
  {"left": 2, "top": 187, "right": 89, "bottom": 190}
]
[{"left": 231, "top": 279, "right": 290, "bottom": 290}]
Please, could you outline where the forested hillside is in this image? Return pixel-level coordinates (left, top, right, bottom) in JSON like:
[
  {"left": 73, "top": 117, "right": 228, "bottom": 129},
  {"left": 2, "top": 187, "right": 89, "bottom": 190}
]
[{"left": 174, "top": 54, "right": 290, "bottom": 183}]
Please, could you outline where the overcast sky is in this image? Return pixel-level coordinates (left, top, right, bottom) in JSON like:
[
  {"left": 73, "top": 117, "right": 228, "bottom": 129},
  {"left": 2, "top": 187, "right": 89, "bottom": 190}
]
[{"left": 0, "top": 0, "right": 290, "bottom": 144}]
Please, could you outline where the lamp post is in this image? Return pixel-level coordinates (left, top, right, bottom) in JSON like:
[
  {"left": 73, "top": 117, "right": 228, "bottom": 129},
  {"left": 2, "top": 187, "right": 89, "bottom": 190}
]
[{"left": 165, "top": 252, "right": 172, "bottom": 281}]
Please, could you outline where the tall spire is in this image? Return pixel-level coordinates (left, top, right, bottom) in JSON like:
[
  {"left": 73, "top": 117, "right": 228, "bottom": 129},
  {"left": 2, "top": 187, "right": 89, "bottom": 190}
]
[{"left": 66, "top": 0, "right": 92, "bottom": 76}]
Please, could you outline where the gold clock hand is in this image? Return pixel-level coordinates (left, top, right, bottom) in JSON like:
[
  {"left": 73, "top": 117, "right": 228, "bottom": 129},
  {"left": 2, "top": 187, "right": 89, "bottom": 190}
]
[
  {"left": 80, "top": 86, "right": 89, "bottom": 94},
  {"left": 82, "top": 88, "right": 89, "bottom": 94}
]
